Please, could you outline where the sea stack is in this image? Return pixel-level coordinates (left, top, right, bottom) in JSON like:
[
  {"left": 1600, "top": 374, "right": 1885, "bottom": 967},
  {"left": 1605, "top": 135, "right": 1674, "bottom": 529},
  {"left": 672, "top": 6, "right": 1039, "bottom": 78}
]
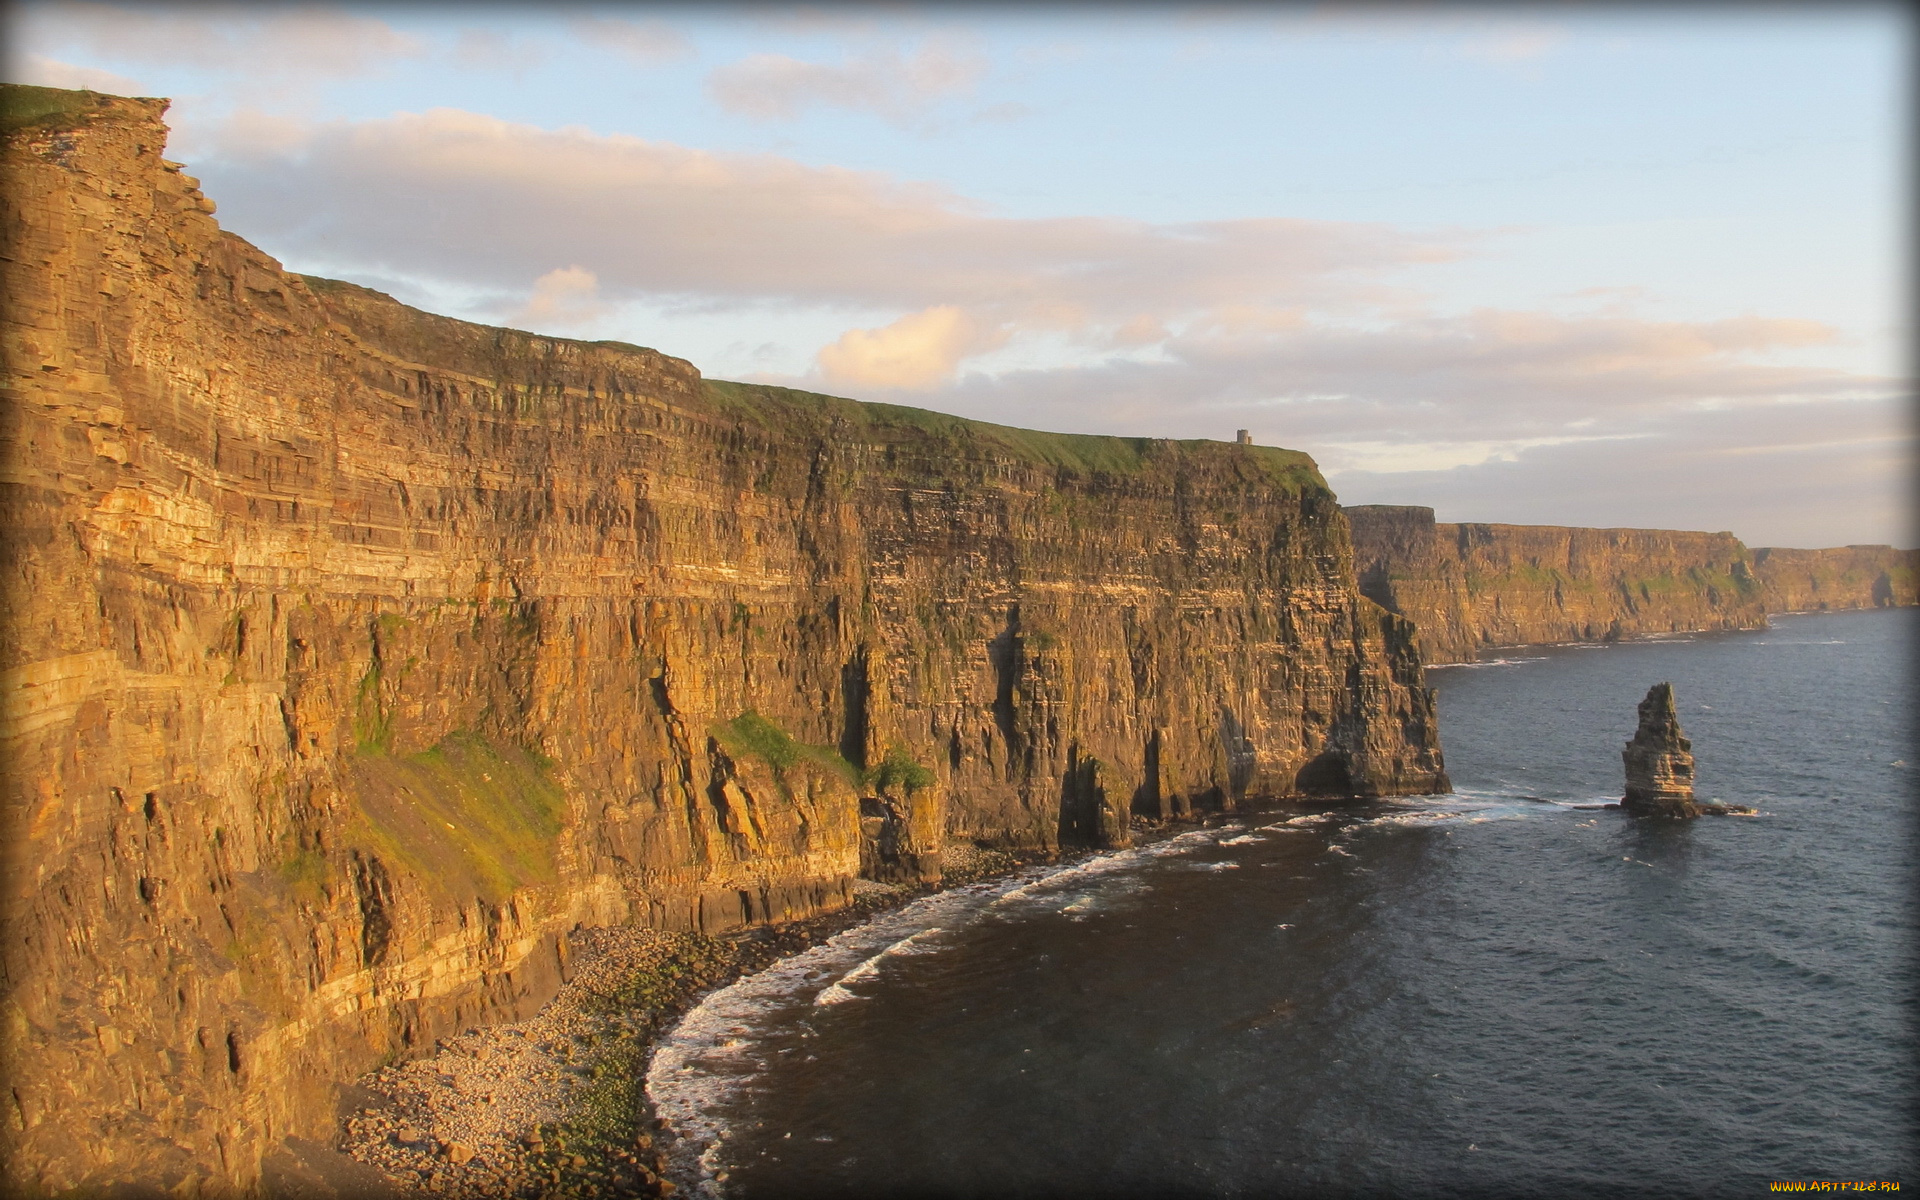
[{"left": 1621, "top": 682, "right": 1700, "bottom": 817}]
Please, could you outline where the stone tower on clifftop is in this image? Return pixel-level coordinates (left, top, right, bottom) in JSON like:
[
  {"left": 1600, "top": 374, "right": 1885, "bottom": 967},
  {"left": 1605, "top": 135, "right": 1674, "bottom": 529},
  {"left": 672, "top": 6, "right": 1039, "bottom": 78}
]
[{"left": 1621, "top": 682, "right": 1699, "bottom": 817}]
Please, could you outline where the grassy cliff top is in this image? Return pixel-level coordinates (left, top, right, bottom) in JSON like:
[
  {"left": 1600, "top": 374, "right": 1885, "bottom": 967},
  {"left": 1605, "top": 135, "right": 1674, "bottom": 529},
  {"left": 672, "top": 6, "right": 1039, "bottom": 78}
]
[
  {"left": 0, "top": 82, "right": 163, "bottom": 136},
  {"left": 301, "top": 275, "right": 1323, "bottom": 491},
  {"left": 702, "top": 379, "right": 1322, "bottom": 489}
]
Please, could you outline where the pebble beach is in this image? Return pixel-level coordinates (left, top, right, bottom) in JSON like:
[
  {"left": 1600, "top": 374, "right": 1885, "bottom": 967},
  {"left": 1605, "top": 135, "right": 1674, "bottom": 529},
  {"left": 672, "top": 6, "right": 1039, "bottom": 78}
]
[{"left": 336, "top": 847, "right": 1028, "bottom": 1197}]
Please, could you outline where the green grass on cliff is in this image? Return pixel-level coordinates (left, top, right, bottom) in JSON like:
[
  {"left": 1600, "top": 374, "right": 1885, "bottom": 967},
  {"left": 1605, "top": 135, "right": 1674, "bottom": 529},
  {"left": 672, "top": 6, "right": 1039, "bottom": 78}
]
[
  {"left": 291, "top": 261, "right": 1326, "bottom": 493},
  {"left": 0, "top": 83, "right": 141, "bottom": 134},
  {"left": 347, "top": 732, "right": 565, "bottom": 904},
  {"left": 701, "top": 379, "right": 1324, "bottom": 491},
  {"left": 711, "top": 710, "right": 862, "bottom": 788},
  {"left": 711, "top": 711, "right": 940, "bottom": 796},
  {"left": 868, "top": 743, "right": 937, "bottom": 796}
]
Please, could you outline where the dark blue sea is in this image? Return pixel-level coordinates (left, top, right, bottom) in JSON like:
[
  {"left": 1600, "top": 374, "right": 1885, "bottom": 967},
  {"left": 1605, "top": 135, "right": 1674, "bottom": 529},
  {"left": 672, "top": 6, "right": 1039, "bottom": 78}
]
[{"left": 649, "top": 609, "right": 1916, "bottom": 1198}]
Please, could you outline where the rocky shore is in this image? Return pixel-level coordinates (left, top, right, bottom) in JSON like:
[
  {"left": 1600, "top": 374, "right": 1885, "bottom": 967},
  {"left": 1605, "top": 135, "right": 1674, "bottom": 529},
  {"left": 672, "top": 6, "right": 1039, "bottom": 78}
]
[{"left": 332, "top": 846, "right": 1030, "bottom": 1198}]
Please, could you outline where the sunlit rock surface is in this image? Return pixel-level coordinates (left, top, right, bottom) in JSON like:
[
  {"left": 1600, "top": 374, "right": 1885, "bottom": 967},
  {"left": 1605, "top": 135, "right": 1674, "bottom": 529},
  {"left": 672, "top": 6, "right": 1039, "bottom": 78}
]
[
  {"left": 1344, "top": 505, "right": 1914, "bottom": 664},
  {"left": 0, "top": 86, "right": 1447, "bottom": 1193},
  {"left": 1620, "top": 683, "right": 1698, "bottom": 818}
]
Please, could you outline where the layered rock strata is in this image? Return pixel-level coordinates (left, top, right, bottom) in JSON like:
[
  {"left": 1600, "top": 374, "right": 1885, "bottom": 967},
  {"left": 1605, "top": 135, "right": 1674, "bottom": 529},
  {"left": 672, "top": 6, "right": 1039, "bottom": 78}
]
[
  {"left": 0, "top": 86, "right": 1447, "bottom": 1194},
  {"left": 1620, "top": 683, "right": 1698, "bottom": 817},
  {"left": 1750, "top": 545, "right": 1918, "bottom": 613},
  {"left": 1344, "top": 505, "right": 1770, "bottom": 663}
]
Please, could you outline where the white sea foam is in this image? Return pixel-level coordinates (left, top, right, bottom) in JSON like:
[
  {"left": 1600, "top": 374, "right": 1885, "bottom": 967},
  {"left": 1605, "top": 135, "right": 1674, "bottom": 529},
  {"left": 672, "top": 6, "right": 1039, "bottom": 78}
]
[
  {"left": 1269, "top": 814, "right": 1334, "bottom": 828},
  {"left": 812, "top": 928, "right": 946, "bottom": 1006},
  {"left": 1219, "top": 833, "right": 1264, "bottom": 845},
  {"left": 647, "top": 826, "right": 1230, "bottom": 1194},
  {"left": 1357, "top": 810, "right": 1458, "bottom": 827},
  {"left": 1431, "top": 654, "right": 1551, "bottom": 669},
  {"left": 646, "top": 874, "right": 1051, "bottom": 1194}
]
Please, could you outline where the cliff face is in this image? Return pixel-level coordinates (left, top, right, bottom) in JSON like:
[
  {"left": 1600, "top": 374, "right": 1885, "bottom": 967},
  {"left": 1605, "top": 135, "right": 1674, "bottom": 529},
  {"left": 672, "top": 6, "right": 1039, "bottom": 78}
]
[
  {"left": 0, "top": 88, "right": 1447, "bottom": 1194},
  {"left": 1344, "top": 505, "right": 1769, "bottom": 663},
  {"left": 1750, "top": 545, "right": 1918, "bottom": 612}
]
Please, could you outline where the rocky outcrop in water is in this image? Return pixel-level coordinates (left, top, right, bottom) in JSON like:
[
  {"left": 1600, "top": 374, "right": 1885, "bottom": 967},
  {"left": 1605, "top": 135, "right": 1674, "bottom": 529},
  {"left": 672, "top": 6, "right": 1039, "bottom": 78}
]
[
  {"left": 0, "top": 85, "right": 1447, "bottom": 1194},
  {"left": 1344, "top": 505, "right": 1770, "bottom": 663},
  {"left": 1620, "top": 683, "right": 1698, "bottom": 817}
]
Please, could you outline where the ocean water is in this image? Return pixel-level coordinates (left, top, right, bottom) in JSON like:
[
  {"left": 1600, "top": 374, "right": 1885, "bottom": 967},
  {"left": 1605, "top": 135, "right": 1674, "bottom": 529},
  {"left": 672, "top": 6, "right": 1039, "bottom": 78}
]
[{"left": 648, "top": 609, "right": 1916, "bottom": 1198}]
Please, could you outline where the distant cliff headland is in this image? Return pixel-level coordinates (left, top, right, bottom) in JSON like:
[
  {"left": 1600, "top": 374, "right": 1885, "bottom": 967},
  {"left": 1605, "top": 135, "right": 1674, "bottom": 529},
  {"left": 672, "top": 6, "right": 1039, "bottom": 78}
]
[
  {"left": 0, "top": 87, "right": 1446, "bottom": 1192},
  {"left": 1345, "top": 504, "right": 1915, "bottom": 664}
]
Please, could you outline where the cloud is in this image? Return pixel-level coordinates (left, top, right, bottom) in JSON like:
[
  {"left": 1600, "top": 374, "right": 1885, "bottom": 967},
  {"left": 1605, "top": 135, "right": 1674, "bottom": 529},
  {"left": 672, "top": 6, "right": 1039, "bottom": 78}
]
[
  {"left": 905, "top": 308, "right": 1887, "bottom": 444},
  {"left": 970, "top": 101, "right": 1031, "bottom": 124},
  {"left": 1328, "top": 401, "right": 1913, "bottom": 548},
  {"left": 513, "top": 266, "right": 607, "bottom": 330},
  {"left": 899, "top": 339, "right": 1907, "bottom": 545},
  {"left": 1314, "top": 434, "right": 1647, "bottom": 475},
  {"left": 3, "top": 52, "right": 144, "bottom": 94},
  {"left": 12, "top": 2, "right": 423, "bottom": 79},
  {"left": 1155, "top": 309, "right": 1860, "bottom": 416},
  {"left": 817, "top": 306, "right": 1007, "bottom": 389},
  {"left": 450, "top": 29, "right": 545, "bottom": 75},
  {"left": 706, "top": 39, "right": 986, "bottom": 125},
  {"left": 568, "top": 16, "right": 691, "bottom": 64},
  {"left": 180, "top": 105, "right": 1902, "bottom": 546},
  {"left": 197, "top": 107, "right": 1461, "bottom": 324}
]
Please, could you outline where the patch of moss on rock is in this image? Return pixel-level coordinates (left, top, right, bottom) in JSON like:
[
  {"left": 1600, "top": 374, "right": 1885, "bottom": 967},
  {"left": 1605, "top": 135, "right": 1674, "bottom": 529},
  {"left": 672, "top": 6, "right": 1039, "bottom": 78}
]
[
  {"left": 711, "top": 710, "right": 862, "bottom": 789},
  {"left": 869, "top": 743, "right": 936, "bottom": 795},
  {"left": 346, "top": 732, "right": 565, "bottom": 905}
]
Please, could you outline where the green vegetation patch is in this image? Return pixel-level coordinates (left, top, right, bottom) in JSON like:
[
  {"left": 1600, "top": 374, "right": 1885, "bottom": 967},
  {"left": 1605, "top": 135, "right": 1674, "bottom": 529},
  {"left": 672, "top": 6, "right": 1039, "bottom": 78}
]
[
  {"left": 347, "top": 732, "right": 565, "bottom": 904},
  {"left": 533, "top": 935, "right": 747, "bottom": 1195},
  {"left": 276, "top": 846, "right": 329, "bottom": 906},
  {"left": 0, "top": 84, "right": 128, "bottom": 134},
  {"left": 700, "top": 378, "right": 1324, "bottom": 491},
  {"left": 868, "top": 743, "right": 936, "bottom": 796},
  {"left": 351, "top": 659, "right": 394, "bottom": 755},
  {"left": 711, "top": 710, "right": 862, "bottom": 788}
]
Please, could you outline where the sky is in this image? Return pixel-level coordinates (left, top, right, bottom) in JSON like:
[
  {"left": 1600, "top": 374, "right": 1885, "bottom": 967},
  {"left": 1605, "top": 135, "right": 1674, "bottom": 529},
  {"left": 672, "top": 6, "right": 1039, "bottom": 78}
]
[{"left": 7, "top": 2, "right": 1911, "bottom": 548}]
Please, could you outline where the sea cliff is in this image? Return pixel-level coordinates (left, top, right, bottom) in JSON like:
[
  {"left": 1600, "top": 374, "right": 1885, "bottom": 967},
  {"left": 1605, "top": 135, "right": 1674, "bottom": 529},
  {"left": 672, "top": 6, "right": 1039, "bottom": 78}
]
[
  {"left": 0, "top": 87, "right": 1445, "bottom": 1193},
  {"left": 1346, "top": 505, "right": 1915, "bottom": 662},
  {"left": 1750, "top": 544, "right": 1918, "bottom": 613}
]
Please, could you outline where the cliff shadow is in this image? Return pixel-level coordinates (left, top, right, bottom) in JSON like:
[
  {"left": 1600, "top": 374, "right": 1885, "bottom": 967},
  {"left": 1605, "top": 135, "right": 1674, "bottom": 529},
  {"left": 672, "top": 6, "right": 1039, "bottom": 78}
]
[
  {"left": 1294, "top": 749, "right": 1355, "bottom": 797},
  {"left": 988, "top": 605, "right": 1024, "bottom": 773}
]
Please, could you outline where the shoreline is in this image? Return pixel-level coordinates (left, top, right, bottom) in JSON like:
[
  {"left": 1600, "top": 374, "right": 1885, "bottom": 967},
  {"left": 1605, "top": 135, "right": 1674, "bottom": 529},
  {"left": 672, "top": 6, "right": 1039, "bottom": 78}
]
[
  {"left": 325, "top": 801, "right": 1402, "bottom": 1197},
  {"left": 329, "top": 842, "right": 1053, "bottom": 1197}
]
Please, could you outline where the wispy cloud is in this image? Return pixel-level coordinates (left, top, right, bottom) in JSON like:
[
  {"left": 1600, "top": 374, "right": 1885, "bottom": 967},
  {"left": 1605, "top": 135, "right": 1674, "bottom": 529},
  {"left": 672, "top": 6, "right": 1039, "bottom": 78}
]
[
  {"left": 1328, "top": 401, "right": 1912, "bottom": 548},
  {"left": 13, "top": 1, "right": 423, "bottom": 80},
  {"left": 512, "top": 265, "right": 607, "bottom": 330},
  {"left": 199, "top": 107, "right": 1461, "bottom": 327},
  {"left": 706, "top": 37, "right": 987, "bottom": 126},
  {"left": 450, "top": 28, "right": 545, "bottom": 76},
  {"left": 4, "top": 52, "right": 144, "bottom": 94},
  {"left": 568, "top": 16, "right": 692, "bottom": 64},
  {"left": 181, "top": 104, "right": 1902, "bottom": 543}
]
